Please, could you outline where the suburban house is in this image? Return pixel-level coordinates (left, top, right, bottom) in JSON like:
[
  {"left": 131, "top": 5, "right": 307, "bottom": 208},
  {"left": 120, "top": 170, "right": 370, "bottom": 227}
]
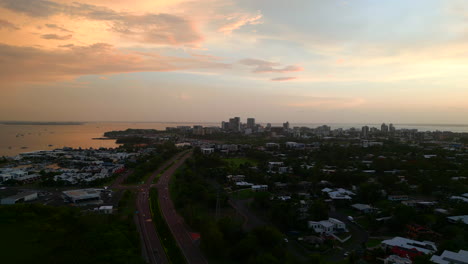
[
  {"left": 308, "top": 218, "right": 347, "bottom": 235},
  {"left": 381, "top": 237, "right": 437, "bottom": 259},
  {"left": 351, "top": 203, "right": 376, "bottom": 214}
]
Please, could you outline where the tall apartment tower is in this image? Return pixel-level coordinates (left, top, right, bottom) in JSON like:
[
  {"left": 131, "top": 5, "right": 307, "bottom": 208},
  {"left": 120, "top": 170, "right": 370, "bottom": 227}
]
[
  {"left": 229, "top": 117, "right": 241, "bottom": 132},
  {"left": 361, "top": 126, "right": 369, "bottom": 138},
  {"left": 247, "top": 118, "right": 255, "bottom": 129},
  {"left": 381, "top": 123, "right": 389, "bottom": 133}
]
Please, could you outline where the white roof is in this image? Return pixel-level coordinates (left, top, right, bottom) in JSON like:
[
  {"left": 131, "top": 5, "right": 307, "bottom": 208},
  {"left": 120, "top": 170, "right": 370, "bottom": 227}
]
[
  {"left": 381, "top": 237, "right": 437, "bottom": 254},
  {"left": 450, "top": 196, "right": 468, "bottom": 203},
  {"left": 318, "top": 221, "right": 334, "bottom": 228},
  {"left": 430, "top": 250, "right": 468, "bottom": 264},
  {"left": 447, "top": 215, "right": 468, "bottom": 224},
  {"left": 328, "top": 218, "right": 344, "bottom": 225},
  {"left": 352, "top": 204, "right": 372, "bottom": 211}
]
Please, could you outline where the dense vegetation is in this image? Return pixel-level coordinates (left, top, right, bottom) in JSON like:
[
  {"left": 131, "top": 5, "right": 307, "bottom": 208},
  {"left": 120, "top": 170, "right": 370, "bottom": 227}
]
[
  {"left": 148, "top": 188, "right": 187, "bottom": 264},
  {"left": 170, "top": 149, "right": 299, "bottom": 263},
  {"left": 124, "top": 142, "right": 179, "bottom": 184},
  {"left": 0, "top": 191, "right": 143, "bottom": 264}
]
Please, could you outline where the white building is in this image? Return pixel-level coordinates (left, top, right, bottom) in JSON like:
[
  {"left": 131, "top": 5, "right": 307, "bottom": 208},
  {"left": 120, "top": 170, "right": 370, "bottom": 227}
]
[
  {"left": 381, "top": 237, "right": 437, "bottom": 255},
  {"left": 430, "top": 250, "right": 468, "bottom": 264},
  {"left": 201, "top": 148, "right": 215, "bottom": 155},
  {"left": 251, "top": 185, "right": 268, "bottom": 192},
  {"left": 308, "top": 218, "right": 347, "bottom": 235},
  {"left": 235, "top": 181, "right": 253, "bottom": 187},
  {"left": 322, "top": 188, "right": 355, "bottom": 200},
  {"left": 447, "top": 215, "right": 468, "bottom": 225},
  {"left": 351, "top": 203, "right": 376, "bottom": 214},
  {"left": 98, "top": 205, "right": 113, "bottom": 214}
]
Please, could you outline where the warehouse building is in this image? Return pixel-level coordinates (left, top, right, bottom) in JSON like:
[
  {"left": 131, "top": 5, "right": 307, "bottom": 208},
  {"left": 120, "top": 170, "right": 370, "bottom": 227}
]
[
  {"left": 1, "top": 192, "right": 38, "bottom": 205},
  {"left": 63, "top": 189, "right": 101, "bottom": 204}
]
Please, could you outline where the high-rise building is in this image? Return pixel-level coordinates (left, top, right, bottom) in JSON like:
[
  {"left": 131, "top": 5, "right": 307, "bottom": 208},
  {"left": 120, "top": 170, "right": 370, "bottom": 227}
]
[
  {"left": 361, "top": 126, "right": 369, "bottom": 138},
  {"left": 229, "top": 117, "right": 241, "bottom": 132},
  {"left": 193, "top": 125, "right": 205, "bottom": 135},
  {"left": 283, "top": 121, "right": 290, "bottom": 130},
  {"left": 389, "top": 123, "right": 395, "bottom": 133},
  {"left": 381, "top": 123, "right": 389, "bottom": 133},
  {"left": 247, "top": 118, "right": 255, "bottom": 129}
]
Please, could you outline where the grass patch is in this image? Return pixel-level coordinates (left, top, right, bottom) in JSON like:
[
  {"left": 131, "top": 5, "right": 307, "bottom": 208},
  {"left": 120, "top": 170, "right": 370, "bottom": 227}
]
[
  {"left": 355, "top": 217, "right": 370, "bottom": 229},
  {"left": 231, "top": 189, "right": 255, "bottom": 199},
  {"left": 149, "top": 188, "right": 186, "bottom": 264},
  {"left": 366, "top": 238, "right": 382, "bottom": 248}
]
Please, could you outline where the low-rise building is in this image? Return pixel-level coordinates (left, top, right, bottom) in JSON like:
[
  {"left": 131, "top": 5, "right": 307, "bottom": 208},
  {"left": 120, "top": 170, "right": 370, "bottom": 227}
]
[
  {"left": 351, "top": 203, "right": 376, "bottom": 213},
  {"left": 308, "top": 218, "right": 347, "bottom": 235},
  {"left": 201, "top": 148, "right": 215, "bottom": 155},
  {"left": 63, "top": 189, "right": 101, "bottom": 204},
  {"left": 430, "top": 250, "right": 468, "bottom": 264},
  {"left": 252, "top": 185, "right": 268, "bottom": 192},
  {"left": 447, "top": 215, "right": 468, "bottom": 225},
  {"left": 1, "top": 192, "right": 38, "bottom": 205},
  {"left": 381, "top": 237, "right": 437, "bottom": 259},
  {"left": 98, "top": 205, "right": 113, "bottom": 214}
]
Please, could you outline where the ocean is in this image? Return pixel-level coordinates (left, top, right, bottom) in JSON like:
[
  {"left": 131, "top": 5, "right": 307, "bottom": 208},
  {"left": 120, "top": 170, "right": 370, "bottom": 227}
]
[{"left": 1, "top": 122, "right": 467, "bottom": 157}]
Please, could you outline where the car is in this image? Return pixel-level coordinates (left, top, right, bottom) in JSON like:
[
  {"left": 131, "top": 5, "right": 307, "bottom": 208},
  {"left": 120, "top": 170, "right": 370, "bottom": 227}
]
[
  {"left": 347, "top": 216, "right": 354, "bottom": 222},
  {"left": 344, "top": 251, "right": 349, "bottom": 257}
]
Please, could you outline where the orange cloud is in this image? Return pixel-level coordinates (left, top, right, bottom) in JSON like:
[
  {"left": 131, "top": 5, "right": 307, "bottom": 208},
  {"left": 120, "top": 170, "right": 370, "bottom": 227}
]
[
  {"left": 41, "top": 33, "right": 72, "bottom": 40},
  {"left": 0, "top": 0, "right": 203, "bottom": 46},
  {"left": 45, "top": 23, "right": 73, "bottom": 33},
  {"left": 271, "top": 77, "right": 297, "bottom": 81},
  {"left": 0, "top": 19, "right": 19, "bottom": 30},
  {"left": 0, "top": 43, "right": 229, "bottom": 85}
]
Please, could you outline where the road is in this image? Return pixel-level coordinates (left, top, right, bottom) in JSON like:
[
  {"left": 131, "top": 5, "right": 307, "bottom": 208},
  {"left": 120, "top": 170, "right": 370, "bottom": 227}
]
[
  {"left": 155, "top": 151, "right": 208, "bottom": 264},
  {"left": 112, "top": 150, "right": 207, "bottom": 264},
  {"left": 112, "top": 153, "right": 187, "bottom": 264},
  {"left": 327, "top": 208, "right": 369, "bottom": 262}
]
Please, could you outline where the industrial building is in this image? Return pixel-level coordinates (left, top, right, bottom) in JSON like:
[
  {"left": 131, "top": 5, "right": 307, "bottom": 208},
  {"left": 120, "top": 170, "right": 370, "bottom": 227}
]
[
  {"left": 63, "top": 189, "right": 101, "bottom": 204},
  {"left": 1, "top": 192, "right": 38, "bottom": 205}
]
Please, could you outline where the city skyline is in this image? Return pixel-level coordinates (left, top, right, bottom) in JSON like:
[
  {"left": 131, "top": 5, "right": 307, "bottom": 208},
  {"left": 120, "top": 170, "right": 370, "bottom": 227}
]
[{"left": 1, "top": 0, "right": 468, "bottom": 123}]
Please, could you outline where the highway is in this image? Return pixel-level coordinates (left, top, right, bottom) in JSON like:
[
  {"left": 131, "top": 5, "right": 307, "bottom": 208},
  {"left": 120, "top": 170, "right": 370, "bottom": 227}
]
[
  {"left": 112, "top": 150, "right": 206, "bottom": 264},
  {"left": 155, "top": 151, "right": 208, "bottom": 264}
]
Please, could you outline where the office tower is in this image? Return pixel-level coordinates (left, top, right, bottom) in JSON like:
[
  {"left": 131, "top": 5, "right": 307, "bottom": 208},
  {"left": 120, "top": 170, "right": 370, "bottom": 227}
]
[
  {"left": 381, "top": 123, "right": 389, "bottom": 133},
  {"left": 361, "top": 126, "right": 369, "bottom": 138},
  {"left": 229, "top": 117, "right": 241, "bottom": 132},
  {"left": 247, "top": 118, "right": 255, "bottom": 129},
  {"left": 389, "top": 123, "right": 395, "bottom": 133}
]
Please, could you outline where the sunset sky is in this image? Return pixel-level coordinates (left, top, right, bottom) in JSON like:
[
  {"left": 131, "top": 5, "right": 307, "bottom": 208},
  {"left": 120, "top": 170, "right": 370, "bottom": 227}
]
[{"left": 1, "top": 0, "right": 468, "bottom": 123}]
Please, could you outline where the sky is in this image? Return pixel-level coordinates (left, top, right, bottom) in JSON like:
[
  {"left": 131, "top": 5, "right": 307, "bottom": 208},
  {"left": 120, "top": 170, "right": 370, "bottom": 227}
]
[{"left": 1, "top": 0, "right": 468, "bottom": 124}]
